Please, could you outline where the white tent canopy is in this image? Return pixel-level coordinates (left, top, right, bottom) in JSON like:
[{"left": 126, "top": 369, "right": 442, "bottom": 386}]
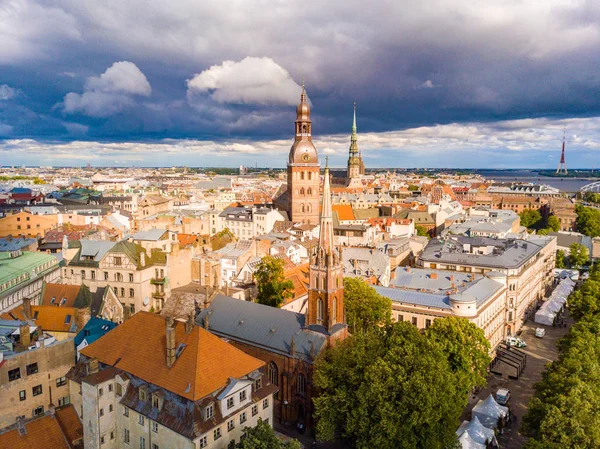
[
  {"left": 458, "top": 429, "right": 486, "bottom": 449},
  {"left": 472, "top": 394, "right": 508, "bottom": 429},
  {"left": 535, "top": 277, "right": 575, "bottom": 326},
  {"left": 457, "top": 416, "right": 496, "bottom": 445}
]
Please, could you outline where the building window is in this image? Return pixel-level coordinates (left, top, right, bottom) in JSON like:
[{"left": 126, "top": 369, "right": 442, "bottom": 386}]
[
  {"left": 129, "top": 288, "right": 134, "bottom": 297},
  {"left": 240, "top": 412, "right": 247, "bottom": 424},
  {"left": 254, "top": 377, "right": 262, "bottom": 391},
  {"left": 91, "top": 271, "right": 96, "bottom": 280},
  {"left": 26, "top": 363, "right": 38, "bottom": 375},
  {"left": 32, "top": 385, "right": 42, "bottom": 396},
  {"left": 33, "top": 406, "right": 44, "bottom": 417},
  {"left": 116, "top": 383, "right": 122, "bottom": 397},
  {"left": 109, "top": 404, "right": 113, "bottom": 413},
  {"left": 140, "top": 436, "right": 145, "bottom": 449},
  {"left": 81, "top": 270, "right": 86, "bottom": 279},
  {"left": 56, "top": 376, "right": 67, "bottom": 387},
  {"left": 252, "top": 405, "right": 258, "bottom": 416},
  {"left": 121, "top": 288, "right": 125, "bottom": 297},
  {"left": 58, "top": 396, "right": 70, "bottom": 406},
  {"left": 205, "top": 405, "right": 214, "bottom": 420},
  {"left": 19, "top": 390, "right": 26, "bottom": 401},
  {"left": 138, "top": 414, "right": 144, "bottom": 425},
  {"left": 99, "top": 388, "right": 103, "bottom": 396},
  {"left": 317, "top": 298, "right": 323, "bottom": 322},
  {"left": 110, "top": 431, "right": 114, "bottom": 440},
  {"left": 227, "top": 397, "right": 234, "bottom": 409},
  {"left": 263, "top": 398, "right": 269, "bottom": 409},
  {"left": 239, "top": 390, "right": 247, "bottom": 402},
  {"left": 227, "top": 419, "right": 235, "bottom": 431},
  {"left": 332, "top": 298, "right": 337, "bottom": 324},
  {"left": 152, "top": 445, "right": 159, "bottom": 449},
  {"left": 108, "top": 384, "right": 113, "bottom": 392},
  {"left": 114, "top": 257, "right": 122, "bottom": 266},
  {"left": 397, "top": 315, "right": 404, "bottom": 322},
  {"left": 124, "top": 429, "right": 130, "bottom": 444},
  {"left": 100, "top": 408, "right": 104, "bottom": 417},
  {"left": 129, "top": 273, "right": 134, "bottom": 282},
  {"left": 297, "top": 374, "right": 306, "bottom": 396},
  {"left": 199, "top": 436, "right": 207, "bottom": 448},
  {"left": 8, "top": 368, "right": 21, "bottom": 381},
  {"left": 411, "top": 317, "right": 418, "bottom": 326},
  {"left": 104, "top": 272, "right": 109, "bottom": 281},
  {"left": 425, "top": 319, "right": 432, "bottom": 328},
  {"left": 268, "top": 362, "right": 278, "bottom": 386},
  {"left": 124, "top": 406, "right": 129, "bottom": 417},
  {"left": 152, "top": 421, "right": 158, "bottom": 433},
  {"left": 214, "top": 428, "right": 222, "bottom": 441}
]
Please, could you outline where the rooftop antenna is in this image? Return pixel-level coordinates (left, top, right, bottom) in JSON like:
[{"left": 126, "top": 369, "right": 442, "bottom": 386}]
[{"left": 556, "top": 129, "right": 568, "bottom": 175}]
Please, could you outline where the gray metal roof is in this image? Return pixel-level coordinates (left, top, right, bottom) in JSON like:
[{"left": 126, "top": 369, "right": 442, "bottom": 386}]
[
  {"left": 374, "top": 286, "right": 452, "bottom": 309},
  {"left": 196, "top": 295, "right": 327, "bottom": 362},
  {"left": 131, "top": 229, "right": 167, "bottom": 241},
  {"left": 392, "top": 267, "right": 478, "bottom": 291},
  {"left": 79, "top": 240, "right": 114, "bottom": 261}
]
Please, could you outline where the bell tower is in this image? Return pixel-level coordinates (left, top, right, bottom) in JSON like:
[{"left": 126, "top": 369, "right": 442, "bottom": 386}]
[
  {"left": 347, "top": 103, "right": 361, "bottom": 180},
  {"left": 287, "top": 84, "right": 320, "bottom": 224},
  {"left": 307, "top": 158, "right": 347, "bottom": 340}
]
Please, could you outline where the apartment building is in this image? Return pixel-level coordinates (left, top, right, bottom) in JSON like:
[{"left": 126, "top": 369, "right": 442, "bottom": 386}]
[
  {"left": 376, "top": 267, "right": 506, "bottom": 351},
  {"left": 0, "top": 322, "right": 74, "bottom": 429},
  {"left": 0, "top": 250, "right": 60, "bottom": 314},
  {"left": 63, "top": 240, "right": 169, "bottom": 314},
  {"left": 67, "top": 312, "right": 277, "bottom": 449},
  {"left": 212, "top": 206, "right": 286, "bottom": 239},
  {"left": 419, "top": 235, "right": 556, "bottom": 335},
  {"left": 0, "top": 211, "right": 58, "bottom": 238}
]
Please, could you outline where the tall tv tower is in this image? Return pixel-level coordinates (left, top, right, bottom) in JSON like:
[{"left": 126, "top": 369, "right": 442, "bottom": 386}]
[{"left": 556, "top": 130, "right": 567, "bottom": 175}]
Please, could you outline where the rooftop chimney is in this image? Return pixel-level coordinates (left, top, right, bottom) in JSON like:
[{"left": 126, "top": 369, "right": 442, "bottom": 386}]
[
  {"left": 22, "top": 297, "right": 32, "bottom": 321},
  {"left": 88, "top": 358, "right": 99, "bottom": 375},
  {"left": 166, "top": 317, "right": 176, "bottom": 368},
  {"left": 140, "top": 251, "right": 146, "bottom": 267},
  {"left": 185, "top": 312, "right": 194, "bottom": 334},
  {"left": 20, "top": 324, "right": 31, "bottom": 347},
  {"left": 449, "top": 275, "right": 454, "bottom": 281}
]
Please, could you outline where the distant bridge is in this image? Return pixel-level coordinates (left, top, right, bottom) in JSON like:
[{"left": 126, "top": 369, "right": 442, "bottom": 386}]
[{"left": 581, "top": 181, "right": 600, "bottom": 193}]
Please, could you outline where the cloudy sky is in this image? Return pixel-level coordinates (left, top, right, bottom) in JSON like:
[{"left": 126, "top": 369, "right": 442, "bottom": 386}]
[{"left": 1, "top": 0, "right": 600, "bottom": 168}]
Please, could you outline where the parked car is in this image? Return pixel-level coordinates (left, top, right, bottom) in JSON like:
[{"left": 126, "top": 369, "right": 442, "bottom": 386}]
[
  {"left": 496, "top": 388, "right": 511, "bottom": 406},
  {"left": 535, "top": 328, "right": 546, "bottom": 338},
  {"left": 506, "top": 336, "right": 527, "bottom": 348}
]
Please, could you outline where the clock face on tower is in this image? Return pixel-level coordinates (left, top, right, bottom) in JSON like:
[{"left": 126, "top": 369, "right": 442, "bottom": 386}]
[{"left": 302, "top": 153, "right": 311, "bottom": 162}]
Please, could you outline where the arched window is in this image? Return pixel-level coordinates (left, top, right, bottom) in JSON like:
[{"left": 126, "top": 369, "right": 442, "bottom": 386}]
[
  {"left": 301, "top": 204, "right": 305, "bottom": 213},
  {"left": 300, "top": 188, "right": 305, "bottom": 195},
  {"left": 297, "top": 374, "right": 306, "bottom": 395},
  {"left": 307, "top": 188, "right": 312, "bottom": 196},
  {"left": 268, "top": 362, "right": 279, "bottom": 386},
  {"left": 302, "top": 124, "right": 307, "bottom": 133},
  {"left": 317, "top": 298, "right": 323, "bottom": 323},
  {"left": 332, "top": 298, "right": 337, "bottom": 324},
  {"left": 301, "top": 172, "right": 305, "bottom": 180},
  {"left": 307, "top": 172, "right": 312, "bottom": 180}
]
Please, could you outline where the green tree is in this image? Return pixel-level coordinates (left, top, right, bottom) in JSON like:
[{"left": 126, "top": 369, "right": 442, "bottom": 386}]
[
  {"left": 569, "top": 243, "right": 589, "bottom": 268},
  {"left": 211, "top": 228, "right": 235, "bottom": 250},
  {"left": 568, "top": 280, "right": 600, "bottom": 321},
  {"left": 255, "top": 256, "right": 294, "bottom": 308},
  {"left": 407, "top": 184, "right": 420, "bottom": 191},
  {"left": 343, "top": 277, "right": 391, "bottom": 333},
  {"left": 313, "top": 323, "right": 463, "bottom": 449},
  {"left": 555, "top": 250, "right": 566, "bottom": 269},
  {"left": 575, "top": 205, "right": 600, "bottom": 237},
  {"left": 547, "top": 215, "right": 561, "bottom": 232},
  {"left": 415, "top": 225, "right": 430, "bottom": 238},
  {"left": 237, "top": 418, "right": 302, "bottom": 449},
  {"left": 425, "top": 317, "right": 490, "bottom": 394},
  {"left": 520, "top": 209, "right": 543, "bottom": 229}
]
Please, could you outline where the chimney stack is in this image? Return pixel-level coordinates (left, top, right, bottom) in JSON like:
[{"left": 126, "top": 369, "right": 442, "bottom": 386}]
[
  {"left": 22, "top": 297, "right": 32, "bottom": 320},
  {"left": 140, "top": 251, "right": 146, "bottom": 267},
  {"left": 185, "top": 312, "right": 194, "bottom": 334},
  {"left": 166, "top": 316, "right": 176, "bottom": 368},
  {"left": 449, "top": 275, "right": 454, "bottom": 281},
  {"left": 19, "top": 324, "right": 31, "bottom": 347},
  {"left": 88, "top": 358, "right": 99, "bottom": 374}
]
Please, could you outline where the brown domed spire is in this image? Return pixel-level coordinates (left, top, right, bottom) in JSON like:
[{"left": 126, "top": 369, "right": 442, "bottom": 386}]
[{"left": 295, "top": 80, "right": 311, "bottom": 127}]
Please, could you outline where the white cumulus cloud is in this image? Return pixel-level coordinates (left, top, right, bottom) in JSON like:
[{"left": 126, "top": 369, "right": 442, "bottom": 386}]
[
  {"left": 187, "top": 57, "right": 302, "bottom": 106},
  {"left": 62, "top": 61, "right": 151, "bottom": 117},
  {"left": 0, "top": 84, "right": 19, "bottom": 100}
]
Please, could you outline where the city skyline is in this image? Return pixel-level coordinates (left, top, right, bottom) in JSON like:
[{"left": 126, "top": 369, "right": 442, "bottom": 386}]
[{"left": 2, "top": 0, "right": 600, "bottom": 167}]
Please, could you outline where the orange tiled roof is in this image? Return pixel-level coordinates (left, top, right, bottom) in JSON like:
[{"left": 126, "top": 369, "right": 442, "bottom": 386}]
[
  {"left": 332, "top": 204, "right": 355, "bottom": 221},
  {"left": 7, "top": 306, "right": 78, "bottom": 333},
  {"left": 80, "top": 312, "right": 264, "bottom": 401},
  {"left": 177, "top": 234, "right": 198, "bottom": 247},
  {"left": 284, "top": 263, "right": 309, "bottom": 301},
  {"left": 0, "top": 409, "right": 77, "bottom": 449},
  {"left": 41, "top": 283, "right": 81, "bottom": 307},
  {"left": 55, "top": 404, "right": 84, "bottom": 446}
]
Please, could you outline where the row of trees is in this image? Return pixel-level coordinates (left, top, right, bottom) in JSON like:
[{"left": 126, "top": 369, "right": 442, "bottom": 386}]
[
  {"left": 555, "top": 244, "right": 590, "bottom": 270},
  {"left": 519, "top": 209, "right": 560, "bottom": 235},
  {"left": 575, "top": 204, "right": 600, "bottom": 238},
  {"left": 313, "top": 281, "right": 490, "bottom": 448},
  {"left": 522, "top": 264, "right": 600, "bottom": 448}
]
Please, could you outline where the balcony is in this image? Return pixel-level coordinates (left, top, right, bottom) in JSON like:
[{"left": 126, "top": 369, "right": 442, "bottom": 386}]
[
  {"left": 152, "top": 292, "right": 166, "bottom": 299},
  {"left": 150, "top": 277, "right": 166, "bottom": 285}
]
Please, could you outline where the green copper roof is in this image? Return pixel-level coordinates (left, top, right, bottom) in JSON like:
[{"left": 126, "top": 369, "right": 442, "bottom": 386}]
[{"left": 0, "top": 251, "right": 59, "bottom": 292}]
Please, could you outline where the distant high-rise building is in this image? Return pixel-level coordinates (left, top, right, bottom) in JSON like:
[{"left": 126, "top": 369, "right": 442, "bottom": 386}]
[{"left": 287, "top": 85, "right": 320, "bottom": 224}]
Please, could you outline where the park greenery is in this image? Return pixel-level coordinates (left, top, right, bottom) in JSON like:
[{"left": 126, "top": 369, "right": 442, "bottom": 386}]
[
  {"left": 569, "top": 243, "right": 589, "bottom": 269},
  {"left": 583, "top": 192, "right": 600, "bottom": 204},
  {"left": 415, "top": 225, "right": 430, "bottom": 238},
  {"left": 237, "top": 419, "right": 302, "bottom": 449},
  {"left": 519, "top": 209, "right": 560, "bottom": 235},
  {"left": 314, "top": 280, "right": 490, "bottom": 448},
  {"left": 523, "top": 263, "right": 600, "bottom": 448},
  {"left": 555, "top": 250, "right": 566, "bottom": 268},
  {"left": 343, "top": 277, "right": 391, "bottom": 333},
  {"left": 255, "top": 255, "right": 294, "bottom": 308},
  {"left": 575, "top": 205, "right": 600, "bottom": 238}
]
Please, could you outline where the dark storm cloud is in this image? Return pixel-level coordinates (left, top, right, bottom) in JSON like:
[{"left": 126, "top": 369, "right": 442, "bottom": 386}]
[{"left": 1, "top": 0, "right": 600, "bottom": 166}]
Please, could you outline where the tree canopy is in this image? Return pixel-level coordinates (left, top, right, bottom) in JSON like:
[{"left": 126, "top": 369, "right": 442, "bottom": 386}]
[
  {"left": 568, "top": 279, "right": 600, "bottom": 321},
  {"left": 415, "top": 225, "right": 430, "bottom": 238},
  {"left": 569, "top": 243, "right": 589, "bottom": 268},
  {"left": 313, "top": 317, "right": 490, "bottom": 449},
  {"left": 237, "top": 418, "right": 302, "bottom": 449},
  {"left": 520, "top": 209, "right": 543, "bottom": 229},
  {"left": 343, "top": 277, "right": 391, "bottom": 333},
  {"left": 255, "top": 256, "right": 294, "bottom": 308},
  {"left": 575, "top": 205, "right": 600, "bottom": 237},
  {"left": 555, "top": 250, "right": 566, "bottom": 269}
]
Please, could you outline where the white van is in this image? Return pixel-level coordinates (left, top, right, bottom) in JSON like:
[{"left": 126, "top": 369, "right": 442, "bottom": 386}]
[{"left": 535, "top": 328, "right": 546, "bottom": 338}]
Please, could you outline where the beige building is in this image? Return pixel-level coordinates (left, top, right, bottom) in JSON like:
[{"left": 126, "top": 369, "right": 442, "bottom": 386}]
[
  {"left": 63, "top": 239, "right": 170, "bottom": 314},
  {"left": 0, "top": 211, "right": 58, "bottom": 238},
  {"left": 67, "top": 312, "right": 277, "bottom": 449},
  {"left": 0, "top": 327, "right": 74, "bottom": 429},
  {"left": 419, "top": 235, "right": 556, "bottom": 336},
  {"left": 376, "top": 267, "right": 507, "bottom": 351}
]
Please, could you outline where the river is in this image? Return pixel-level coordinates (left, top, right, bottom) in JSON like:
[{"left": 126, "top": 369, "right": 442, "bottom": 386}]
[{"left": 473, "top": 170, "right": 593, "bottom": 193}]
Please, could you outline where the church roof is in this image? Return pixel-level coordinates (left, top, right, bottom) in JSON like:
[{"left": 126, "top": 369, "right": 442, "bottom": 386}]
[{"left": 196, "top": 295, "right": 327, "bottom": 362}]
